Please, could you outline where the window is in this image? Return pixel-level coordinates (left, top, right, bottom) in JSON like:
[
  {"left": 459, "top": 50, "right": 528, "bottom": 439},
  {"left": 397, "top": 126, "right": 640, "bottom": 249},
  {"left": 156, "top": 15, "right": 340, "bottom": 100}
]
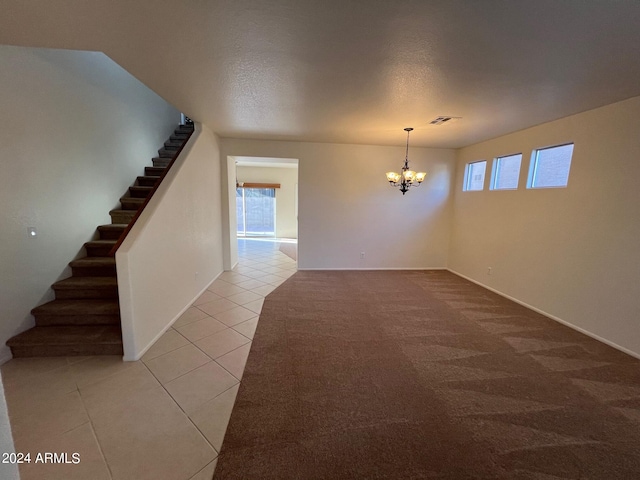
[
  {"left": 236, "top": 187, "right": 276, "bottom": 236},
  {"left": 463, "top": 161, "right": 487, "bottom": 191},
  {"left": 491, "top": 153, "right": 522, "bottom": 190},
  {"left": 528, "top": 143, "right": 574, "bottom": 188}
]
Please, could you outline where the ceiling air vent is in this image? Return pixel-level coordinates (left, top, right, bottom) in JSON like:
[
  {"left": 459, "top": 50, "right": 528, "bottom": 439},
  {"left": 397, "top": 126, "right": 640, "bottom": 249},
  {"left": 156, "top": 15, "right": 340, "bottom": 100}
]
[{"left": 429, "top": 116, "right": 461, "bottom": 125}]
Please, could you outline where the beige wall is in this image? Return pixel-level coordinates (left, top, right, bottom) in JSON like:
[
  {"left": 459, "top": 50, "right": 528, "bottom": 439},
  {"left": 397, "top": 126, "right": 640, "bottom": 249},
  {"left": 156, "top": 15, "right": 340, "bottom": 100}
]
[
  {"left": 221, "top": 139, "right": 456, "bottom": 270},
  {"left": 0, "top": 45, "right": 180, "bottom": 363},
  {"left": 449, "top": 96, "right": 640, "bottom": 357},
  {"left": 117, "top": 124, "right": 223, "bottom": 360},
  {"left": 236, "top": 165, "right": 298, "bottom": 239}
]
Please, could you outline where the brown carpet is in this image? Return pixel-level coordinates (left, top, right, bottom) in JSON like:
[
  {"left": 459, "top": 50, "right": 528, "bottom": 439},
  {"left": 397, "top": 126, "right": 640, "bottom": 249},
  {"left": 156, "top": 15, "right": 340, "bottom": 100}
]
[{"left": 214, "top": 270, "right": 640, "bottom": 479}]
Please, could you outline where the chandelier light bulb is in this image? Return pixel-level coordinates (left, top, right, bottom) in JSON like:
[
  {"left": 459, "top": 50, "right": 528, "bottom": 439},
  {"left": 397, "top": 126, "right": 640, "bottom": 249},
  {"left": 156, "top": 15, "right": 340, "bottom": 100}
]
[{"left": 384, "top": 127, "right": 427, "bottom": 195}]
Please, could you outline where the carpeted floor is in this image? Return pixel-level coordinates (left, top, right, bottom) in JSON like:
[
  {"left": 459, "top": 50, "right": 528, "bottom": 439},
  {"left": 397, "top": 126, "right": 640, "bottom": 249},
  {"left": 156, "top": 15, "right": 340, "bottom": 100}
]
[{"left": 214, "top": 270, "right": 640, "bottom": 479}]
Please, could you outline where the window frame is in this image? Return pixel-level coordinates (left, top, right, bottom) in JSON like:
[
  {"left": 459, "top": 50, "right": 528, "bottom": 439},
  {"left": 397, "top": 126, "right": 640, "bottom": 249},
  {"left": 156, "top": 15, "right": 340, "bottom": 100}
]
[
  {"left": 490, "top": 152, "right": 523, "bottom": 191},
  {"left": 527, "top": 143, "right": 574, "bottom": 189},
  {"left": 462, "top": 160, "right": 487, "bottom": 192}
]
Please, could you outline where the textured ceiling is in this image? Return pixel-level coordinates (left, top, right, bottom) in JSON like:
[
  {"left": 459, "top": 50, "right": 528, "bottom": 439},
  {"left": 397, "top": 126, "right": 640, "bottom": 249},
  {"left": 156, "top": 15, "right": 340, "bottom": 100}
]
[{"left": 1, "top": 0, "right": 640, "bottom": 148}]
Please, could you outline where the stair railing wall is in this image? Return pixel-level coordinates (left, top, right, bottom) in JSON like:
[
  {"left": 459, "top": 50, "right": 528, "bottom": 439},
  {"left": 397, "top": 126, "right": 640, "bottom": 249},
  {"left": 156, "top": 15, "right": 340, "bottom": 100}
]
[{"left": 115, "top": 123, "right": 225, "bottom": 360}]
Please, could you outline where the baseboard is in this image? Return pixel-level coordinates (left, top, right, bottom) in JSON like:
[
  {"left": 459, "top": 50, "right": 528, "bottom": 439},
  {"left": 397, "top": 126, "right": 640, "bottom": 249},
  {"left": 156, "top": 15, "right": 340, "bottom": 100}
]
[
  {"left": 0, "top": 346, "right": 13, "bottom": 366},
  {"left": 447, "top": 268, "right": 640, "bottom": 361},
  {"left": 126, "top": 270, "right": 224, "bottom": 361},
  {"left": 297, "top": 267, "right": 448, "bottom": 271}
]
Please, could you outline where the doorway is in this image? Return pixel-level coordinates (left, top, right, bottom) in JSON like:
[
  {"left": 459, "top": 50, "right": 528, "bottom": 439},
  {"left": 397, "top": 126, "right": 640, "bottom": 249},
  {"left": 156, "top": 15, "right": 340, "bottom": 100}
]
[{"left": 225, "top": 156, "right": 299, "bottom": 271}]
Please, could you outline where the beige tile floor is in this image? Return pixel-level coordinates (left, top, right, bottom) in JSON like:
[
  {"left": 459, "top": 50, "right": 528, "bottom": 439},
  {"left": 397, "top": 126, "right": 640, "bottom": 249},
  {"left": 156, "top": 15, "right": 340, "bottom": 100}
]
[{"left": 0, "top": 238, "right": 297, "bottom": 480}]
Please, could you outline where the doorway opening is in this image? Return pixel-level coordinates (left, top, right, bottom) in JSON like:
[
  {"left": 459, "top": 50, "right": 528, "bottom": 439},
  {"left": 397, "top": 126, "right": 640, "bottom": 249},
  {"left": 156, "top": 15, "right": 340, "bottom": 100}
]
[{"left": 226, "top": 156, "right": 299, "bottom": 270}]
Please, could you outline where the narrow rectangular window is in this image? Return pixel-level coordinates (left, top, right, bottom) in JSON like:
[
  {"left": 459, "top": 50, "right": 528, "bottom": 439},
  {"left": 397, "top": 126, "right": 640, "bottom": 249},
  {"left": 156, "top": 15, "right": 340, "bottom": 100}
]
[
  {"left": 491, "top": 153, "right": 522, "bottom": 190},
  {"left": 463, "top": 160, "right": 487, "bottom": 191},
  {"left": 528, "top": 143, "right": 574, "bottom": 188}
]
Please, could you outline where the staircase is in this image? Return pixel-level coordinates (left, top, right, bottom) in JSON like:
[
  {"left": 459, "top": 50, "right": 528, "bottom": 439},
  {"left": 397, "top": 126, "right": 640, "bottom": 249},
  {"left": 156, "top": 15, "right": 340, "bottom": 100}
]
[{"left": 7, "top": 124, "right": 195, "bottom": 357}]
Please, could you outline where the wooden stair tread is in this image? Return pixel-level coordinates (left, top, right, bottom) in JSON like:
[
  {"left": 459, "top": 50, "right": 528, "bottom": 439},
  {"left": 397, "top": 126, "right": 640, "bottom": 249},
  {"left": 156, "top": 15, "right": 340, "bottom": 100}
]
[
  {"left": 7, "top": 326, "right": 122, "bottom": 347},
  {"left": 32, "top": 299, "right": 120, "bottom": 316}
]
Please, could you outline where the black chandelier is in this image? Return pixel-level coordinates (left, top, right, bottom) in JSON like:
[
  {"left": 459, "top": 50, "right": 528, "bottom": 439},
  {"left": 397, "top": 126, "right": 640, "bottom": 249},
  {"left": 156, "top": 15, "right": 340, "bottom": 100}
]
[{"left": 385, "top": 127, "right": 427, "bottom": 195}]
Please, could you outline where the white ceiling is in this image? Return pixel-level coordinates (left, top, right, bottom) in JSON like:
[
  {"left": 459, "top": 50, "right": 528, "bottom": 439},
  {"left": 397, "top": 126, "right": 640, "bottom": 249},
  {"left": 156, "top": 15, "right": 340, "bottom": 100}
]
[{"left": 1, "top": 0, "right": 639, "bottom": 148}]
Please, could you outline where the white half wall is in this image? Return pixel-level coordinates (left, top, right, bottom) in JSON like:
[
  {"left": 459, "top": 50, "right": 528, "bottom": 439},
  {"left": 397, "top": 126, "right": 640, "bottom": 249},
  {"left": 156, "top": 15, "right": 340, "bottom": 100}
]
[
  {"left": 221, "top": 139, "right": 456, "bottom": 270},
  {"left": 117, "top": 124, "right": 223, "bottom": 360},
  {"left": 0, "top": 375, "right": 19, "bottom": 480},
  {"left": 0, "top": 45, "right": 180, "bottom": 362},
  {"left": 449, "top": 96, "right": 640, "bottom": 357},
  {"left": 236, "top": 165, "right": 298, "bottom": 239}
]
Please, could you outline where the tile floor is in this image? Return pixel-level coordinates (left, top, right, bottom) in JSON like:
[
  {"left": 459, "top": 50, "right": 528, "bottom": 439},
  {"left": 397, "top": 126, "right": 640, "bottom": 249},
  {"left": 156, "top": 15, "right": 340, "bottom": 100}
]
[{"left": 0, "top": 238, "right": 297, "bottom": 480}]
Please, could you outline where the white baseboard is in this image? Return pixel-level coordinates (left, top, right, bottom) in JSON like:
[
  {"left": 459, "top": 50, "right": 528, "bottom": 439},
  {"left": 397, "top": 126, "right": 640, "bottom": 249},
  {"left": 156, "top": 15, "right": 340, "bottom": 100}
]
[
  {"left": 125, "top": 270, "right": 224, "bottom": 361},
  {"left": 297, "top": 267, "right": 447, "bottom": 271},
  {"left": 447, "top": 268, "right": 640, "bottom": 361}
]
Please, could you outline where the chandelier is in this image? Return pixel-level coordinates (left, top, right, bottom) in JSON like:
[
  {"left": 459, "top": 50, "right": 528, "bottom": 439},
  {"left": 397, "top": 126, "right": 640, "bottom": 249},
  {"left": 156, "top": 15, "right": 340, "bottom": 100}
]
[{"left": 385, "top": 127, "right": 427, "bottom": 195}]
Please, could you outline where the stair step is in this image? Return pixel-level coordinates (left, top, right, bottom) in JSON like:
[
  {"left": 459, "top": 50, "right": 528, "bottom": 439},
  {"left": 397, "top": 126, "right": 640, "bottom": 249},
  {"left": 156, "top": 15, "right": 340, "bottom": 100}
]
[
  {"left": 144, "top": 166, "right": 166, "bottom": 177},
  {"left": 7, "top": 325, "right": 123, "bottom": 357},
  {"left": 137, "top": 175, "right": 161, "bottom": 187},
  {"left": 98, "top": 224, "right": 127, "bottom": 240},
  {"left": 120, "top": 196, "right": 145, "bottom": 210},
  {"left": 85, "top": 240, "right": 117, "bottom": 257},
  {"left": 52, "top": 277, "right": 118, "bottom": 300},
  {"left": 176, "top": 125, "right": 194, "bottom": 133},
  {"left": 152, "top": 157, "right": 171, "bottom": 168},
  {"left": 110, "top": 209, "right": 136, "bottom": 224},
  {"left": 128, "top": 185, "right": 153, "bottom": 198},
  {"left": 32, "top": 299, "right": 120, "bottom": 326},
  {"left": 164, "top": 140, "right": 182, "bottom": 149},
  {"left": 157, "top": 148, "right": 176, "bottom": 159},
  {"left": 70, "top": 257, "right": 116, "bottom": 277},
  {"left": 170, "top": 134, "right": 189, "bottom": 142}
]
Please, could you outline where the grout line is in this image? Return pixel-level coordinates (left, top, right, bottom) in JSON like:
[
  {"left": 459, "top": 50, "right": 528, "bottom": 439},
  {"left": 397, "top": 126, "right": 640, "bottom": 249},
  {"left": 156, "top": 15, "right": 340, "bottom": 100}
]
[
  {"left": 213, "top": 355, "right": 248, "bottom": 382},
  {"left": 137, "top": 361, "right": 223, "bottom": 458},
  {"left": 86, "top": 419, "right": 114, "bottom": 480},
  {"left": 77, "top": 387, "right": 114, "bottom": 479},
  {"left": 191, "top": 458, "right": 219, "bottom": 480}
]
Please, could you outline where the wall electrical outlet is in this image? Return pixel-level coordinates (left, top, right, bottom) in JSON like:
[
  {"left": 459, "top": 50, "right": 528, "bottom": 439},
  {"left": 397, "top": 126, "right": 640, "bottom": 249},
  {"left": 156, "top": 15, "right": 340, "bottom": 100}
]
[
  {"left": 360, "top": 252, "right": 365, "bottom": 259},
  {"left": 487, "top": 267, "right": 492, "bottom": 275}
]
